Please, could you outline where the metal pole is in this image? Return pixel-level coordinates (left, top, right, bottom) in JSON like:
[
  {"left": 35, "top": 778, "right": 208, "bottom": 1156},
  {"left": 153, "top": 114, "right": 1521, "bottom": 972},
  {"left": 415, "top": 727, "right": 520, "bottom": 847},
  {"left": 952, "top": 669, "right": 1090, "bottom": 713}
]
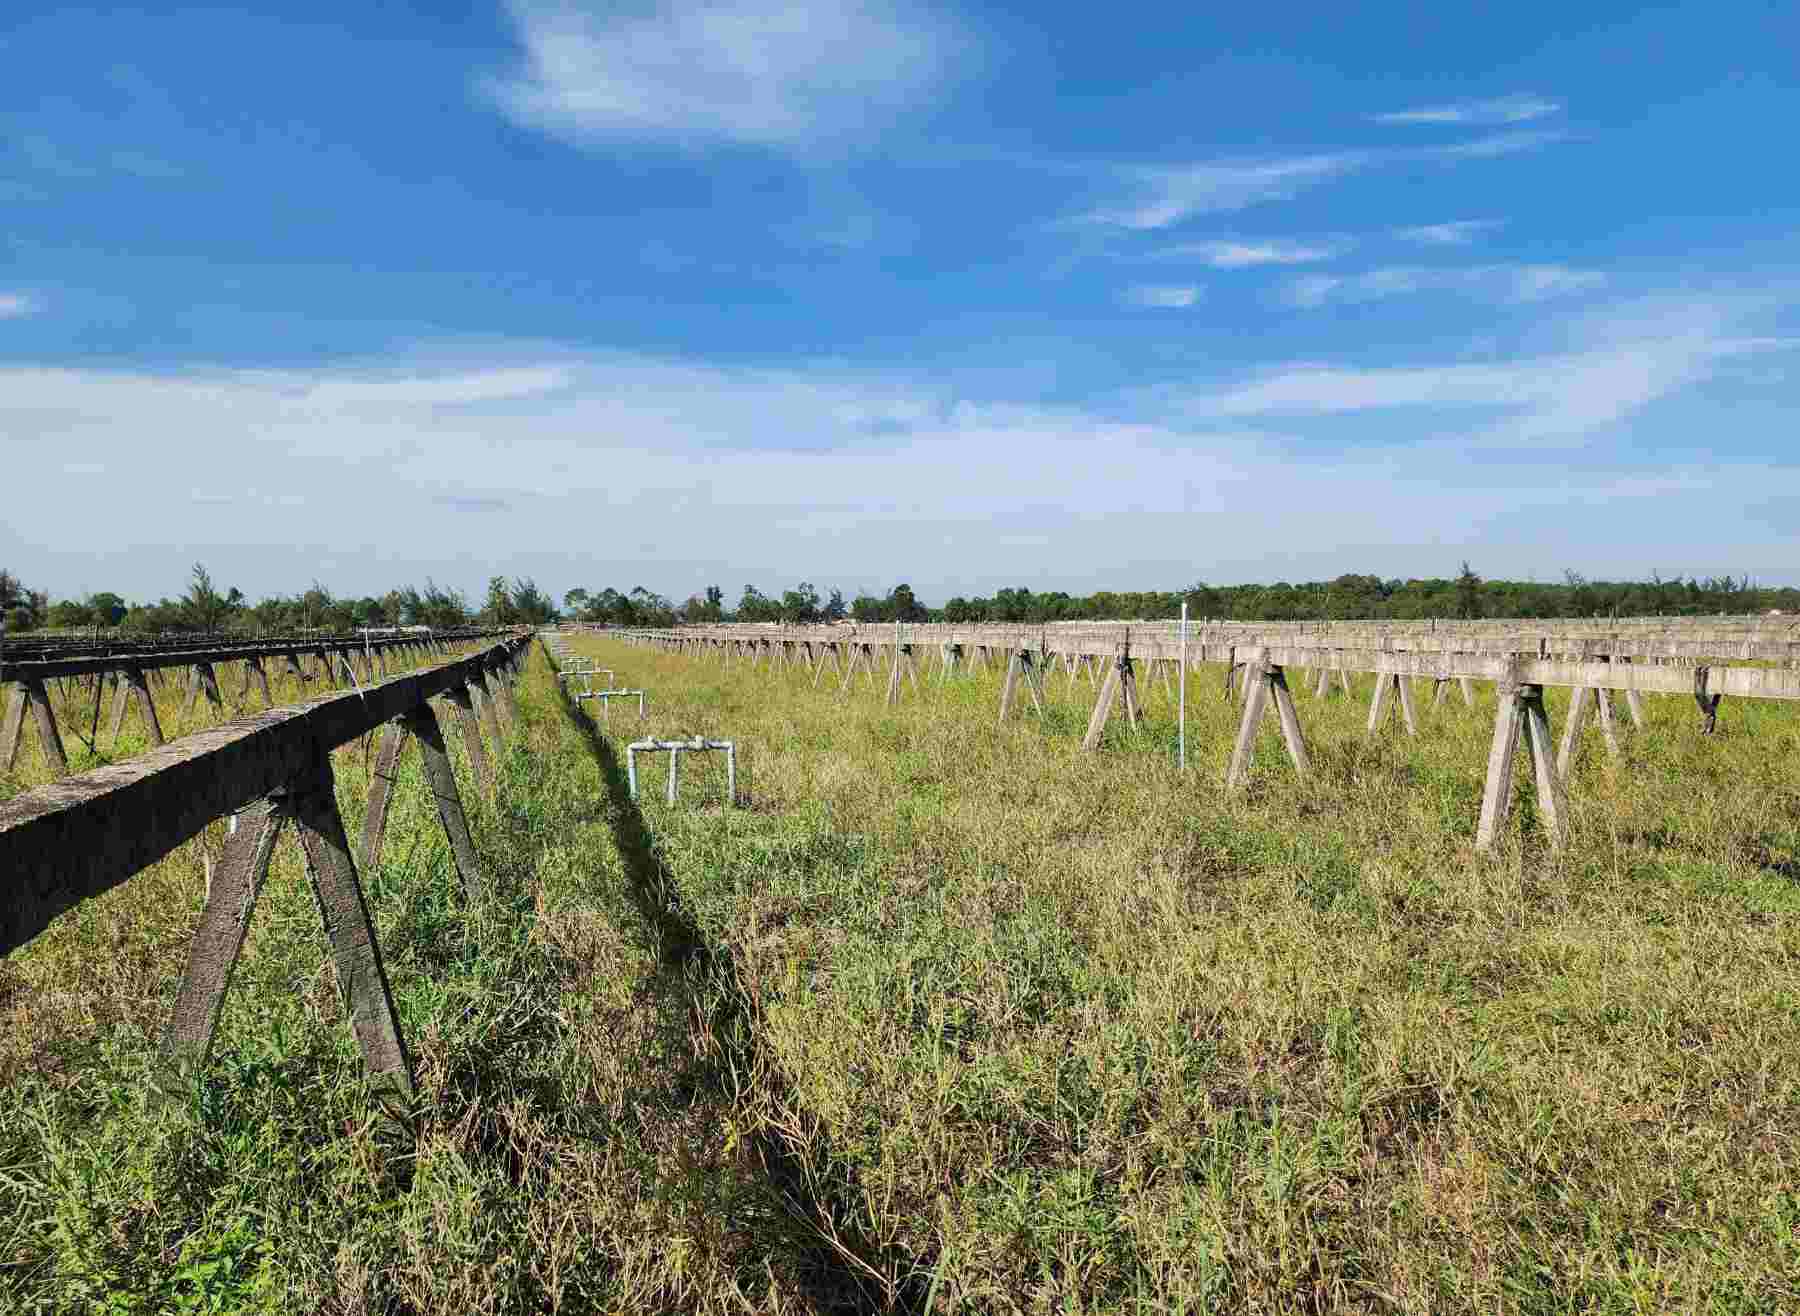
[{"left": 1178, "top": 601, "right": 1188, "bottom": 771}]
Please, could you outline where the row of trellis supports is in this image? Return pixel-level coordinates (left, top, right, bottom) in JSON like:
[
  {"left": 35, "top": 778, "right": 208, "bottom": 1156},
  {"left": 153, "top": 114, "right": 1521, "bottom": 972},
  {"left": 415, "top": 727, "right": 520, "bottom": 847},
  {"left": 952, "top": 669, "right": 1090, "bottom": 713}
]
[
  {"left": 1, "top": 628, "right": 515, "bottom": 779},
  {"left": 0, "top": 631, "right": 533, "bottom": 1121},
  {"left": 607, "top": 622, "right": 1800, "bottom": 854}
]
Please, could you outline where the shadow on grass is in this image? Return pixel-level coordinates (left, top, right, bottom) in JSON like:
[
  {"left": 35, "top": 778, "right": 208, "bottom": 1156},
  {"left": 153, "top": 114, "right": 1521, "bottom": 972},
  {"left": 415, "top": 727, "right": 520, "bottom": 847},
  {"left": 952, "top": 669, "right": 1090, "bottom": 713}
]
[{"left": 551, "top": 672, "right": 925, "bottom": 1315}]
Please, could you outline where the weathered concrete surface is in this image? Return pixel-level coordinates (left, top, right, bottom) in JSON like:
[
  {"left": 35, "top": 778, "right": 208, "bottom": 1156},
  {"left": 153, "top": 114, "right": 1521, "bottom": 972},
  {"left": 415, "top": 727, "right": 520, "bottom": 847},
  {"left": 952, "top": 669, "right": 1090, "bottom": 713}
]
[{"left": 0, "top": 637, "right": 527, "bottom": 957}]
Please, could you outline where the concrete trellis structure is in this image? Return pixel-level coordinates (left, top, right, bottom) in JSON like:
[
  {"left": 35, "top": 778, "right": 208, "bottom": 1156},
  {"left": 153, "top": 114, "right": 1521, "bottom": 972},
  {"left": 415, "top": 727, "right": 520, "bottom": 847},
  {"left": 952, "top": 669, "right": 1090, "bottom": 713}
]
[
  {"left": 1, "top": 627, "right": 512, "bottom": 778},
  {"left": 0, "top": 632, "right": 533, "bottom": 1115},
  {"left": 595, "top": 618, "right": 1800, "bottom": 854}
]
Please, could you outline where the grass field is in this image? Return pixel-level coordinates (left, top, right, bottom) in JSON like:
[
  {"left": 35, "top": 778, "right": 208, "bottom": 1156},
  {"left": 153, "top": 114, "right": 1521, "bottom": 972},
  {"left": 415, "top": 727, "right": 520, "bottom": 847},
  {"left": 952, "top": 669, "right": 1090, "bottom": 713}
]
[{"left": 4, "top": 633, "right": 1799, "bottom": 1312}]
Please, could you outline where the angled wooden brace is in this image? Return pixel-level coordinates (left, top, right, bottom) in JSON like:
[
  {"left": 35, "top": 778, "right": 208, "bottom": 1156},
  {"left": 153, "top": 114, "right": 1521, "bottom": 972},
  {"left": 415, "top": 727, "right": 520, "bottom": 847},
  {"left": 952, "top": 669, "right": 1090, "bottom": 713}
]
[
  {"left": 1226, "top": 655, "right": 1310, "bottom": 789},
  {"left": 1365, "top": 672, "right": 1418, "bottom": 737},
  {"left": 1555, "top": 684, "right": 1621, "bottom": 779},
  {"left": 160, "top": 749, "right": 415, "bottom": 1119},
  {"left": 105, "top": 665, "right": 165, "bottom": 748},
  {"left": 1694, "top": 666, "right": 1723, "bottom": 735},
  {"left": 1474, "top": 678, "right": 1565, "bottom": 854},
  {"left": 1, "top": 678, "right": 69, "bottom": 776}
]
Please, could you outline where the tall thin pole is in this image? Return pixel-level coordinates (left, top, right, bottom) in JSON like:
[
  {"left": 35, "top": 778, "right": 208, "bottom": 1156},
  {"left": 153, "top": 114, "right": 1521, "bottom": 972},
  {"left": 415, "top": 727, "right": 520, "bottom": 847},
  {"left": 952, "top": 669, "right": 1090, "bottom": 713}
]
[{"left": 1178, "top": 601, "right": 1188, "bottom": 770}]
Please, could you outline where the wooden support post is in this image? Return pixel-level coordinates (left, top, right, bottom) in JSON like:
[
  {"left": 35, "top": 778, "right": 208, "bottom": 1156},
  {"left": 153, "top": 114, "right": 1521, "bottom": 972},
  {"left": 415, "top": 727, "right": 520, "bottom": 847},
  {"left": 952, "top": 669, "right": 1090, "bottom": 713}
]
[
  {"left": 1521, "top": 686, "right": 1565, "bottom": 847},
  {"left": 1475, "top": 681, "right": 1564, "bottom": 853},
  {"left": 196, "top": 663, "right": 225, "bottom": 719},
  {"left": 360, "top": 719, "right": 409, "bottom": 870},
  {"left": 1314, "top": 666, "right": 1331, "bottom": 698},
  {"left": 1, "top": 683, "right": 26, "bottom": 771},
  {"left": 1366, "top": 672, "right": 1392, "bottom": 734},
  {"left": 288, "top": 751, "right": 416, "bottom": 1111},
  {"left": 1270, "top": 665, "right": 1311, "bottom": 778},
  {"left": 1594, "top": 686, "right": 1619, "bottom": 757},
  {"left": 998, "top": 650, "right": 1022, "bottom": 724},
  {"left": 1396, "top": 675, "right": 1419, "bottom": 735},
  {"left": 445, "top": 686, "right": 493, "bottom": 798},
  {"left": 474, "top": 672, "right": 507, "bottom": 751},
  {"left": 1459, "top": 676, "right": 1475, "bottom": 707},
  {"left": 1080, "top": 656, "right": 1124, "bottom": 751},
  {"left": 1226, "top": 657, "right": 1272, "bottom": 789},
  {"left": 160, "top": 797, "right": 287, "bottom": 1081},
  {"left": 1616, "top": 657, "right": 1646, "bottom": 728},
  {"left": 1556, "top": 685, "right": 1593, "bottom": 779},
  {"left": 1694, "top": 667, "right": 1722, "bottom": 735},
  {"left": 1431, "top": 678, "right": 1448, "bottom": 710},
  {"left": 400, "top": 702, "right": 485, "bottom": 899},
  {"left": 247, "top": 657, "right": 274, "bottom": 706},
  {"left": 1119, "top": 657, "right": 1142, "bottom": 731},
  {"left": 2, "top": 679, "right": 69, "bottom": 775},
  {"left": 1475, "top": 682, "right": 1525, "bottom": 853}
]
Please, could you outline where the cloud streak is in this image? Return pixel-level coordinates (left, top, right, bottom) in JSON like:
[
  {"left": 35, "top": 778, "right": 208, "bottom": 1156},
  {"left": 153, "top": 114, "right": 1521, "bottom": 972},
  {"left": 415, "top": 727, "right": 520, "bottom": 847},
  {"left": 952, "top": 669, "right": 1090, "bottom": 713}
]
[
  {"left": 1077, "top": 153, "right": 1366, "bottom": 231},
  {"left": 1393, "top": 220, "right": 1503, "bottom": 246},
  {"left": 1281, "top": 264, "right": 1605, "bottom": 308},
  {"left": 484, "top": 0, "right": 968, "bottom": 150},
  {"left": 1122, "top": 284, "right": 1201, "bottom": 308},
  {"left": 1158, "top": 238, "right": 1349, "bottom": 268},
  {"left": 0, "top": 293, "right": 41, "bottom": 318},
  {"left": 1372, "top": 93, "right": 1561, "bottom": 126}
]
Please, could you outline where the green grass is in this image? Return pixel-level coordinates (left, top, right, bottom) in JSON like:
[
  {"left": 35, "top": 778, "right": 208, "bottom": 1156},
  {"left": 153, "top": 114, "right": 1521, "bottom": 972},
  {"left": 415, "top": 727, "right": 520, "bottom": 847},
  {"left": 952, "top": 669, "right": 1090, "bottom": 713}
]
[
  {"left": 5, "top": 634, "right": 1800, "bottom": 1312},
  {"left": 560, "top": 636, "right": 1800, "bottom": 1313}
]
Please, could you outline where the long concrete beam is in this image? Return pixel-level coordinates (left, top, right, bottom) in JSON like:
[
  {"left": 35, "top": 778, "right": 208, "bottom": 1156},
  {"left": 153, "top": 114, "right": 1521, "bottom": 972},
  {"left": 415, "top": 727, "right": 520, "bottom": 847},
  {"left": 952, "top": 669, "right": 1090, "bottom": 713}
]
[
  {"left": 3, "top": 628, "right": 515, "bottom": 681},
  {"left": 0, "top": 637, "right": 529, "bottom": 958},
  {"left": 609, "top": 627, "right": 1800, "bottom": 691}
]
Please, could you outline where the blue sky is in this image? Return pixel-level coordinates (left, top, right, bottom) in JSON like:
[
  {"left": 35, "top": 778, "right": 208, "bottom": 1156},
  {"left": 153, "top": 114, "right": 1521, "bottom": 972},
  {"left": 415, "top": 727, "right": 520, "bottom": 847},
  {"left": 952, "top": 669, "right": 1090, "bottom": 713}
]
[{"left": 5, "top": 0, "right": 1799, "bottom": 605}]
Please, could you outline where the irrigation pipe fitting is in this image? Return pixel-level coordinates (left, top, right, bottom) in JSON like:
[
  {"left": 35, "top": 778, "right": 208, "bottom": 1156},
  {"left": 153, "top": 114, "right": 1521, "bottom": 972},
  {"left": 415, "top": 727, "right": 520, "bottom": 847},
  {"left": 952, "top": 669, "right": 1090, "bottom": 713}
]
[
  {"left": 626, "top": 735, "right": 737, "bottom": 805},
  {"left": 573, "top": 688, "right": 646, "bottom": 720}
]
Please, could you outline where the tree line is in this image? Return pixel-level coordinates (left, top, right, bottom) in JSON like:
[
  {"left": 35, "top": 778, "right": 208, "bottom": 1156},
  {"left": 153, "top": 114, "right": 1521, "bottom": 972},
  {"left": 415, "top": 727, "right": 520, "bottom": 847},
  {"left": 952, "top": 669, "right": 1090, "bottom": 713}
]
[
  {"left": 560, "top": 565, "right": 1800, "bottom": 626},
  {"left": 9, "top": 563, "right": 1798, "bottom": 636},
  {"left": 1, "top": 564, "right": 557, "bottom": 635}
]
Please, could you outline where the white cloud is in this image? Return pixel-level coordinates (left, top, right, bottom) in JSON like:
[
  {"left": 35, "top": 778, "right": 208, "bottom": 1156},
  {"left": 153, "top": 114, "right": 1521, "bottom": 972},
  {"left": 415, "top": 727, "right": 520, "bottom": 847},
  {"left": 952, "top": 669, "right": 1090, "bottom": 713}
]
[
  {"left": 6, "top": 306, "right": 1798, "bottom": 600},
  {"left": 1078, "top": 154, "right": 1365, "bottom": 230},
  {"left": 484, "top": 0, "right": 967, "bottom": 150},
  {"left": 1434, "top": 129, "right": 1564, "bottom": 159},
  {"left": 1123, "top": 284, "right": 1201, "bottom": 308},
  {"left": 0, "top": 293, "right": 41, "bottom": 318},
  {"left": 1393, "top": 220, "right": 1502, "bottom": 246},
  {"left": 1372, "top": 94, "right": 1561, "bottom": 126},
  {"left": 1202, "top": 301, "right": 1788, "bottom": 446},
  {"left": 1158, "top": 238, "right": 1348, "bottom": 268},
  {"left": 1281, "top": 264, "right": 1605, "bottom": 308}
]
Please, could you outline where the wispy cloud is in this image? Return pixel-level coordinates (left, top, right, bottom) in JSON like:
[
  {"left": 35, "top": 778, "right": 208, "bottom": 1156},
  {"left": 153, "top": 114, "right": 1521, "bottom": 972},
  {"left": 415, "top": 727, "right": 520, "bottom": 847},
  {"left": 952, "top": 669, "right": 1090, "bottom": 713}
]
[
  {"left": 1157, "top": 238, "right": 1349, "bottom": 268},
  {"left": 0, "top": 293, "right": 41, "bottom": 319},
  {"left": 484, "top": 0, "right": 968, "bottom": 150},
  {"left": 1372, "top": 93, "right": 1561, "bottom": 126},
  {"left": 1393, "top": 220, "right": 1503, "bottom": 246},
  {"left": 1434, "top": 128, "right": 1565, "bottom": 159},
  {"left": 435, "top": 494, "right": 513, "bottom": 512},
  {"left": 1202, "top": 299, "right": 1787, "bottom": 446},
  {"left": 1077, "top": 153, "right": 1365, "bottom": 230},
  {"left": 1122, "top": 284, "right": 1202, "bottom": 308},
  {"left": 1281, "top": 264, "right": 1605, "bottom": 308}
]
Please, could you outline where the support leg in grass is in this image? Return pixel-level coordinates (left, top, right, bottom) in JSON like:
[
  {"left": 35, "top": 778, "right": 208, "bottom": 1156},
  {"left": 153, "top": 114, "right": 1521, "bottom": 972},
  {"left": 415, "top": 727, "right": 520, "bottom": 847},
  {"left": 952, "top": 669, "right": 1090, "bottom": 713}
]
[
  {"left": 289, "top": 751, "right": 416, "bottom": 1114},
  {"left": 398, "top": 702, "right": 485, "bottom": 898},
  {"left": 247, "top": 657, "right": 274, "bottom": 706},
  {"left": 1080, "top": 656, "right": 1125, "bottom": 751},
  {"left": 998, "top": 650, "right": 1022, "bottom": 723},
  {"left": 1396, "top": 674, "right": 1419, "bottom": 734},
  {"left": 160, "top": 796, "right": 288, "bottom": 1084},
  {"left": 445, "top": 686, "right": 493, "bottom": 798},
  {"left": 1432, "top": 678, "right": 1448, "bottom": 710},
  {"left": 1120, "top": 657, "right": 1142, "bottom": 731},
  {"left": 1460, "top": 676, "right": 1475, "bottom": 707},
  {"left": 1694, "top": 667, "right": 1723, "bottom": 734},
  {"left": 475, "top": 674, "right": 507, "bottom": 751},
  {"left": 196, "top": 663, "right": 225, "bottom": 720},
  {"left": 1556, "top": 685, "right": 1594, "bottom": 779},
  {"left": 1475, "top": 681, "right": 1565, "bottom": 853},
  {"left": 2, "top": 679, "right": 68, "bottom": 775},
  {"left": 1225, "top": 658, "right": 1270, "bottom": 788}
]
